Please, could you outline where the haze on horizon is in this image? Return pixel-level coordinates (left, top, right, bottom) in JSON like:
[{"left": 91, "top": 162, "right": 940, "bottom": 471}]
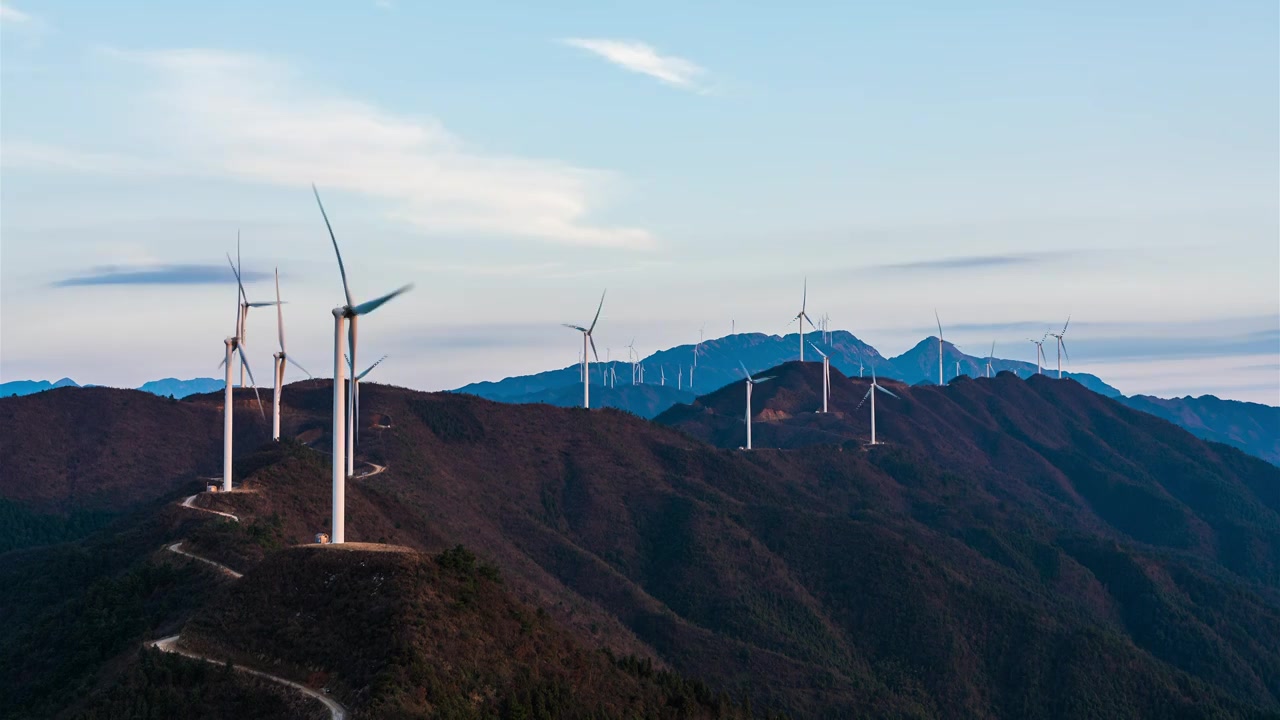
[{"left": 1, "top": 1, "right": 1276, "bottom": 404}]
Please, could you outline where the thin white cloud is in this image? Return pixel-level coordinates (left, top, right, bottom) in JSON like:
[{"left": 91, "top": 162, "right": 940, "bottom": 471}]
[
  {"left": 561, "top": 38, "right": 706, "bottom": 91},
  {"left": 0, "top": 2, "right": 31, "bottom": 23},
  {"left": 12, "top": 49, "right": 653, "bottom": 250}
]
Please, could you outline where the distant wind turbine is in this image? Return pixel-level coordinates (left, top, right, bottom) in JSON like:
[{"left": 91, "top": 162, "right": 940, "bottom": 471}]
[
  {"left": 314, "top": 185, "right": 414, "bottom": 544},
  {"left": 789, "top": 278, "right": 817, "bottom": 360},
  {"left": 985, "top": 341, "right": 995, "bottom": 378},
  {"left": 1029, "top": 336, "right": 1047, "bottom": 375},
  {"left": 220, "top": 254, "right": 266, "bottom": 493},
  {"left": 739, "top": 361, "right": 775, "bottom": 450},
  {"left": 809, "top": 342, "right": 830, "bottom": 413},
  {"left": 230, "top": 235, "right": 279, "bottom": 387},
  {"left": 660, "top": 366, "right": 666, "bottom": 386},
  {"left": 350, "top": 354, "right": 387, "bottom": 445},
  {"left": 270, "top": 268, "right": 311, "bottom": 441},
  {"left": 935, "top": 310, "right": 945, "bottom": 385},
  {"left": 856, "top": 367, "right": 899, "bottom": 445},
  {"left": 562, "top": 291, "right": 606, "bottom": 408},
  {"left": 1048, "top": 316, "right": 1070, "bottom": 378}
]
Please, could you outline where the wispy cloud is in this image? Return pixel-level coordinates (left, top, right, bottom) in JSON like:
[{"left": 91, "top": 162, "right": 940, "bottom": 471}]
[
  {"left": 873, "top": 252, "right": 1068, "bottom": 272},
  {"left": 561, "top": 38, "right": 707, "bottom": 91},
  {"left": 0, "top": 2, "right": 31, "bottom": 23},
  {"left": 54, "top": 264, "right": 270, "bottom": 287},
  {"left": 14, "top": 49, "right": 653, "bottom": 250}
]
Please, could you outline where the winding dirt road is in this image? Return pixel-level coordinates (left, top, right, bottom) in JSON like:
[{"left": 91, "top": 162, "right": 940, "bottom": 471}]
[
  {"left": 355, "top": 462, "right": 386, "bottom": 479},
  {"left": 148, "top": 635, "right": 348, "bottom": 720},
  {"left": 180, "top": 494, "right": 240, "bottom": 522},
  {"left": 165, "top": 541, "right": 243, "bottom": 579}
]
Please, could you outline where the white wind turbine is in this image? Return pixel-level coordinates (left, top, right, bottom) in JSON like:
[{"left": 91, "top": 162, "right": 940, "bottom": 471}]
[
  {"left": 1048, "top": 316, "right": 1070, "bottom": 379},
  {"left": 739, "top": 361, "right": 775, "bottom": 450},
  {"left": 1029, "top": 336, "right": 1047, "bottom": 375},
  {"left": 221, "top": 255, "right": 267, "bottom": 492},
  {"left": 350, "top": 354, "right": 388, "bottom": 446},
  {"left": 660, "top": 366, "right": 666, "bottom": 386},
  {"left": 857, "top": 367, "right": 899, "bottom": 445},
  {"left": 690, "top": 328, "right": 704, "bottom": 390},
  {"left": 270, "top": 268, "right": 312, "bottom": 441},
  {"left": 627, "top": 339, "right": 638, "bottom": 385},
  {"left": 563, "top": 291, "right": 606, "bottom": 408},
  {"left": 809, "top": 342, "right": 830, "bottom": 413},
  {"left": 314, "top": 186, "right": 414, "bottom": 545},
  {"left": 789, "top": 278, "right": 817, "bottom": 360},
  {"left": 934, "top": 310, "right": 945, "bottom": 385},
  {"left": 985, "top": 341, "right": 995, "bottom": 378},
  {"left": 231, "top": 237, "right": 279, "bottom": 387}
]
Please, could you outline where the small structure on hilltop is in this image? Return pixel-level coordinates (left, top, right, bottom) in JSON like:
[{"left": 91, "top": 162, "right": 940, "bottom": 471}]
[
  {"left": 314, "top": 532, "right": 330, "bottom": 544},
  {"left": 206, "top": 483, "right": 219, "bottom": 493}
]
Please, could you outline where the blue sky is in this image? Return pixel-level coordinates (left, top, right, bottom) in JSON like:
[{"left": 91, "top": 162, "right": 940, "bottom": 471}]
[{"left": 2, "top": 0, "right": 1277, "bottom": 403}]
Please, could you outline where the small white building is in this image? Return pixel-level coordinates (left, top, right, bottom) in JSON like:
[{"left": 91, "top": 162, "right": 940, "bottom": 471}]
[
  {"left": 206, "top": 484, "right": 219, "bottom": 493},
  {"left": 314, "top": 533, "right": 330, "bottom": 544}
]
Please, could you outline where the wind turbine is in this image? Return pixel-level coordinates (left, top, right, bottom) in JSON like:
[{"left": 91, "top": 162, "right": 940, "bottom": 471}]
[
  {"left": 856, "top": 368, "right": 899, "bottom": 445},
  {"left": 690, "top": 329, "right": 704, "bottom": 390},
  {"left": 790, "top": 278, "right": 816, "bottom": 360},
  {"left": 563, "top": 291, "right": 606, "bottom": 408},
  {"left": 270, "top": 268, "right": 312, "bottom": 441},
  {"left": 220, "top": 256, "right": 266, "bottom": 492},
  {"left": 1048, "top": 316, "right": 1070, "bottom": 378},
  {"left": 230, "top": 236, "right": 279, "bottom": 387},
  {"left": 739, "top": 361, "right": 775, "bottom": 450},
  {"left": 985, "top": 341, "right": 995, "bottom": 378},
  {"left": 350, "top": 354, "right": 387, "bottom": 447},
  {"left": 1029, "top": 336, "right": 1047, "bottom": 374},
  {"left": 809, "top": 342, "right": 830, "bottom": 413},
  {"left": 660, "top": 366, "right": 666, "bottom": 386},
  {"left": 314, "top": 185, "right": 414, "bottom": 544},
  {"left": 627, "top": 339, "right": 638, "bottom": 385},
  {"left": 935, "top": 310, "right": 945, "bottom": 385}
]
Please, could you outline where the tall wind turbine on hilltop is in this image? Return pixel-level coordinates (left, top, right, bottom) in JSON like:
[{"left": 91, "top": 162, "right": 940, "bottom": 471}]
[
  {"left": 789, "top": 278, "right": 816, "bottom": 360},
  {"left": 231, "top": 236, "right": 279, "bottom": 387},
  {"left": 690, "top": 328, "right": 704, "bottom": 390},
  {"left": 221, "top": 255, "right": 266, "bottom": 492},
  {"left": 314, "top": 185, "right": 414, "bottom": 545},
  {"left": 271, "top": 268, "right": 312, "bottom": 441},
  {"left": 809, "top": 342, "right": 830, "bottom": 413},
  {"left": 1048, "top": 316, "right": 1070, "bottom": 378},
  {"left": 857, "top": 368, "right": 899, "bottom": 446},
  {"left": 934, "top": 310, "right": 946, "bottom": 385},
  {"left": 562, "top": 290, "right": 605, "bottom": 408},
  {"left": 1029, "top": 336, "right": 1047, "bottom": 375},
  {"left": 985, "top": 341, "right": 995, "bottom": 378},
  {"left": 739, "top": 361, "right": 775, "bottom": 450}
]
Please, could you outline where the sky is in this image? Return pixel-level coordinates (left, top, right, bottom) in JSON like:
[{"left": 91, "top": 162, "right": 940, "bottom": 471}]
[{"left": 1, "top": 1, "right": 1277, "bottom": 404}]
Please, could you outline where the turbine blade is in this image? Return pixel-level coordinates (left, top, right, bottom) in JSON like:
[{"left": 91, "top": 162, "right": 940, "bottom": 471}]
[
  {"left": 275, "top": 268, "right": 285, "bottom": 352},
  {"left": 855, "top": 386, "right": 872, "bottom": 410},
  {"left": 738, "top": 360, "right": 751, "bottom": 379},
  {"left": 237, "top": 348, "right": 266, "bottom": 420},
  {"left": 588, "top": 335, "right": 599, "bottom": 362},
  {"left": 352, "top": 284, "right": 414, "bottom": 315},
  {"left": 1062, "top": 315, "right": 1071, "bottom": 335},
  {"left": 935, "top": 309, "right": 942, "bottom": 340},
  {"left": 312, "top": 184, "right": 355, "bottom": 309},
  {"left": 246, "top": 301, "right": 282, "bottom": 308},
  {"left": 1060, "top": 340, "right": 1070, "bottom": 361},
  {"left": 287, "top": 357, "right": 314, "bottom": 379},
  {"left": 588, "top": 290, "right": 606, "bottom": 333},
  {"left": 358, "top": 355, "right": 389, "bottom": 380},
  {"left": 808, "top": 342, "right": 826, "bottom": 358},
  {"left": 756, "top": 375, "right": 775, "bottom": 382},
  {"left": 877, "top": 385, "right": 900, "bottom": 399},
  {"left": 801, "top": 277, "right": 807, "bottom": 312}
]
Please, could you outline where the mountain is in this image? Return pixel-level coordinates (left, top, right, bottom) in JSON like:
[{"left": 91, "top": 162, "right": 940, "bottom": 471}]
[
  {"left": 0, "top": 377, "right": 79, "bottom": 396},
  {"left": 2, "top": 376, "right": 224, "bottom": 400},
  {"left": 137, "top": 377, "right": 225, "bottom": 398},
  {"left": 4, "top": 379, "right": 1278, "bottom": 717},
  {"left": 1118, "top": 393, "right": 1280, "bottom": 465},
  {"left": 885, "top": 336, "right": 1120, "bottom": 396}
]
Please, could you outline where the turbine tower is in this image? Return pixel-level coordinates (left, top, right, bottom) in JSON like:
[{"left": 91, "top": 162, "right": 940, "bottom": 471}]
[
  {"left": 270, "top": 268, "right": 312, "bottom": 441},
  {"left": 1048, "top": 316, "right": 1070, "bottom": 378},
  {"left": 314, "top": 185, "right": 414, "bottom": 544},
  {"left": 935, "top": 310, "right": 945, "bottom": 385},
  {"left": 221, "top": 255, "right": 266, "bottom": 492},
  {"left": 562, "top": 291, "right": 605, "bottom": 408},
  {"left": 790, "top": 278, "right": 816, "bottom": 360},
  {"left": 809, "top": 342, "right": 830, "bottom": 413},
  {"left": 985, "top": 341, "right": 995, "bottom": 378},
  {"left": 857, "top": 368, "right": 899, "bottom": 445},
  {"left": 351, "top": 354, "right": 388, "bottom": 444},
  {"left": 739, "top": 361, "right": 775, "bottom": 450}
]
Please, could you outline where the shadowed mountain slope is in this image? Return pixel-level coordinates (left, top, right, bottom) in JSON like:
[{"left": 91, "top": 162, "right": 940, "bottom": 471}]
[{"left": 3, "top": 379, "right": 1279, "bottom": 717}]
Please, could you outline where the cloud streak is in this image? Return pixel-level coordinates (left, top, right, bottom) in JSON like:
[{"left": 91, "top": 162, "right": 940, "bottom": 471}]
[
  {"left": 873, "top": 252, "right": 1068, "bottom": 272},
  {"left": 15, "top": 49, "right": 653, "bottom": 250},
  {"left": 54, "top": 264, "right": 270, "bottom": 287},
  {"left": 0, "top": 2, "right": 31, "bottom": 23},
  {"left": 561, "top": 38, "right": 706, "bottom": 91}
]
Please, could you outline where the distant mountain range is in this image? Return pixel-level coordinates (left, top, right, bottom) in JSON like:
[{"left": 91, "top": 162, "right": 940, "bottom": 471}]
[
  {"left": 2, "top": 377, "right": 223, "bottom": 399},
  {"left": 456, "top": 331, "right": 1278, "bottom": 464}
]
